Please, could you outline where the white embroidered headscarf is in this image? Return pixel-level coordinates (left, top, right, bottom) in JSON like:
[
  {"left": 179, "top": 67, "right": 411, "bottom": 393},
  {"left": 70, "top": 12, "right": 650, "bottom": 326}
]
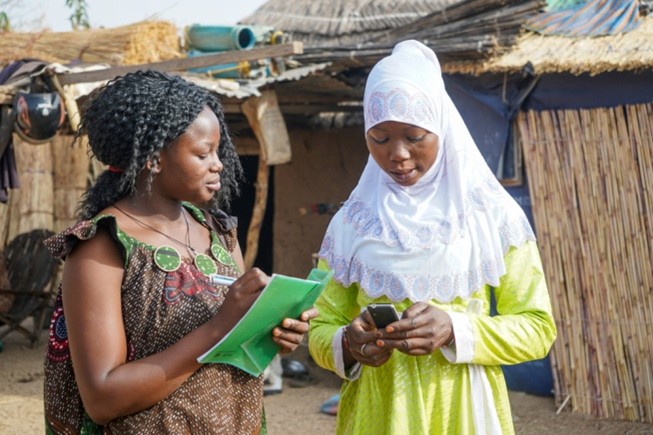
[{"left": 319, "top": 40, "right": 535, "bottom": 303}]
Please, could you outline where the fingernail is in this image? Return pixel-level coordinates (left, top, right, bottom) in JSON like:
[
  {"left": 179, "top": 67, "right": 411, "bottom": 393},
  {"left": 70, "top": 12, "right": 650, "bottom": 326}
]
[{"left": 376, "top": 340, "right": 384, "bottom": 347}]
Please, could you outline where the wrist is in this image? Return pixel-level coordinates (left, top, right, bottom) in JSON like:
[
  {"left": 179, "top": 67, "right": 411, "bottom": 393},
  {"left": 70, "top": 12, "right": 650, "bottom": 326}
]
[
  {"left": 342, "top": 325, "right": 356, "bottom": 368},
  {"left": 445, "top": 330, "right": 455, "bottom": 346},
  {"left": 342, "top": 325, "right": 351, "bottom": 351}
]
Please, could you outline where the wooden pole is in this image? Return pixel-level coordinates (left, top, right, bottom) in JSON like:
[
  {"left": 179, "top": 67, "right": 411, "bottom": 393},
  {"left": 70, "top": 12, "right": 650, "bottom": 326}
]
[{"left": 240, "top": 90, "right": 293, "bottom": 270}]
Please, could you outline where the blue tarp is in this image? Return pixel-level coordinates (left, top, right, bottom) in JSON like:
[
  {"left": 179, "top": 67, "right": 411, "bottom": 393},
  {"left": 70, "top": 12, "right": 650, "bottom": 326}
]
[
  {"left": 444, "top": 69, "right": 653, "bottom": 177},
  {"left": 526, "top": 0, "right": 641, "bottom": 37}
]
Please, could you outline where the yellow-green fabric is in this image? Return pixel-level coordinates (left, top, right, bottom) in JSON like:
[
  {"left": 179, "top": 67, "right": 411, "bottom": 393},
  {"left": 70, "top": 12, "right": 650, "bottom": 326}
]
[{"left": 308, "top": 241, "right": 556, "bottom": 434}]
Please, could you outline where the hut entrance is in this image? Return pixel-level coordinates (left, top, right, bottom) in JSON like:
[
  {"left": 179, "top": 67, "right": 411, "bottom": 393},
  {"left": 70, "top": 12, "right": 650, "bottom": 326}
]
[{"left": 232, "top": 155, "right": 274, "bottom": 275}]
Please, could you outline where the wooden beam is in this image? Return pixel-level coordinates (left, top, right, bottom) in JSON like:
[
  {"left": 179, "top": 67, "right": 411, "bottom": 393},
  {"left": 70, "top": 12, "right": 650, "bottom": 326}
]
[
  {"left": 222, "top": 104, "right": 242, "bottom": 113},
  {"left": 50, "top": 75, "right": 82, "bottom": 132},
  {"left": 225, "top": 103, "right": 363, "bottom": 115},
  {"left": 55, "top": 42, "right": 304, "bottom": 85},
  {"left": 277, "top": 93, "right": 359, "bottom": 104},
  {"left": 279, "top": 104, "right": 362, "bottom": 114},
  {"left": 232, "top": 135, "right": 260, "bottom": 156}
]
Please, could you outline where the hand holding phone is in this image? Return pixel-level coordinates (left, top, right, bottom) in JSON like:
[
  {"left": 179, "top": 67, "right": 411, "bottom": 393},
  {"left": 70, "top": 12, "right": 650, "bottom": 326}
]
[{"left": 367, "top": 303, "right": 400, "bottom": 328}]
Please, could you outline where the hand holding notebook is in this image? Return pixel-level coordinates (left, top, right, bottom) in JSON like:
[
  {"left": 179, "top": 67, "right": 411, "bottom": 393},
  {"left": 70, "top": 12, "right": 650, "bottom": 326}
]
[{"left": 198, "top": 268, "right": 333, "bottom": 376}]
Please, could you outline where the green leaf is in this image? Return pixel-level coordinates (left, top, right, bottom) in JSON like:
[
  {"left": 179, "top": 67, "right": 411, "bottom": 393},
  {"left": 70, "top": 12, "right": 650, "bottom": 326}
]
[{"left": 0, "top": 11, "right": 10, "bottom": 32}]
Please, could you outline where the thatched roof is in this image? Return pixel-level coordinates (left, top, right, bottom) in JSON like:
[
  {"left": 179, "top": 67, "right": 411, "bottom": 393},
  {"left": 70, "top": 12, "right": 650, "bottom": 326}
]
[
  {"left": 230, "top": 1, "right": 653, "bottom": 121},
  {"left": 243, "top": 0, "right": 545, "bottom": 66},
  {"left": 239, "top": 0, "right": 458, "bottom": 46},
  {"left": 446, "top": 14, "right": 653, "bottom": 75},
  {"left": 241, "top": 0, "right": 653, "bottom": 77}
]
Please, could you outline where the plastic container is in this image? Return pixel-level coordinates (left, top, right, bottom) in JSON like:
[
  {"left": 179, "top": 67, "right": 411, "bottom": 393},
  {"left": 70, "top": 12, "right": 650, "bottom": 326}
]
[{"left": 186, "top": 25, "right": 256, "bottom": 51}]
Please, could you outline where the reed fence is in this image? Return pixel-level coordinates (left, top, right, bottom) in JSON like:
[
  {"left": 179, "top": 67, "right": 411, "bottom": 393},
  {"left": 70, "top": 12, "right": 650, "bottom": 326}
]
[
  {"left": 516, "top": 104, "right": 653, "bottom": 422},
  {"left": 0, "top": 134, "right": 87, "bottom": 247}
]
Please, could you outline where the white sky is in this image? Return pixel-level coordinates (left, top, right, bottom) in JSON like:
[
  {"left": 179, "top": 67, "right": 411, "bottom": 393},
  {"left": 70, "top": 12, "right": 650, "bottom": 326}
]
[{"left": 8, "top": 0, "right": 268, "bottom": 32}]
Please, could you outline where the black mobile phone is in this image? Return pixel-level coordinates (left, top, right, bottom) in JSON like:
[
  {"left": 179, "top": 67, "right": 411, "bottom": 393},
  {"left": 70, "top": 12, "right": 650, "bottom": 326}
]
[{"left": 367, "top": 303, "right": 400, "bottom": 328}]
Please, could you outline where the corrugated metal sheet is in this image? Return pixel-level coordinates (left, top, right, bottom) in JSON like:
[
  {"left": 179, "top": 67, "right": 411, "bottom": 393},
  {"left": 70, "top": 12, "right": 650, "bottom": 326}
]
[{"left": 182, "top": 63, "right": 329, "bottom": 99}]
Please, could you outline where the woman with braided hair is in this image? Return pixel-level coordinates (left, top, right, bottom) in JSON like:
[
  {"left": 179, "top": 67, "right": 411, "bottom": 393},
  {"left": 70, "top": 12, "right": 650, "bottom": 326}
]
[{"left": 43, "top": 70, "right": 314, "bottom": 434}]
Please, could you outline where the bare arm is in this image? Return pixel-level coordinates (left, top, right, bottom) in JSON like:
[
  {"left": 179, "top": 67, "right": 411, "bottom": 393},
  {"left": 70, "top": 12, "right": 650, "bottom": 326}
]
[{"left": 63, "top": 229, "right": 265, "bottom": 424}]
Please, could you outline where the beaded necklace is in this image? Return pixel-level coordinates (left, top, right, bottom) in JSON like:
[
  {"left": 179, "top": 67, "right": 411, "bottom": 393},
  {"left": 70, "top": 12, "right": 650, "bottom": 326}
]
[{"left": 113, "top": 204, "right": 223, "bottom": 276}]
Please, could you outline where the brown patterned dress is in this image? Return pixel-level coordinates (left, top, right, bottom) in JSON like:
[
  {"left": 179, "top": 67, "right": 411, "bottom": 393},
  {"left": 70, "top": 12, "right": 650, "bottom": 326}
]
[{"left": 43, "top": 204, "right": 264, "bottom": 434}]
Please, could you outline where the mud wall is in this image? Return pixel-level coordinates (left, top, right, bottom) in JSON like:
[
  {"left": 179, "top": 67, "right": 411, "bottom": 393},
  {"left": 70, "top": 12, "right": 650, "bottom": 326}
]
[{"left": 273, "top": 126, "right": 368, "bottom": 278}]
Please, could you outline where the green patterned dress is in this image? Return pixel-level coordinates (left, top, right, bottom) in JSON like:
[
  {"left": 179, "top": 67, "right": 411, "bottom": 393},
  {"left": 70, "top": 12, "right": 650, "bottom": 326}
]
[
  {"left": 309, "top": 241, "right": 556, "bottom": 434},
  {"left": 43, "top": 203, "right": 265, "bottom": 434}
]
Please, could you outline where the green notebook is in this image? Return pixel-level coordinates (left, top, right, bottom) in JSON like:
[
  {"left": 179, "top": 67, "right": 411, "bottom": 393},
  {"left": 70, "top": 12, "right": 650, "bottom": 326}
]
[{"left": 197, "top": 268, "right": 333, "bottom": 376}]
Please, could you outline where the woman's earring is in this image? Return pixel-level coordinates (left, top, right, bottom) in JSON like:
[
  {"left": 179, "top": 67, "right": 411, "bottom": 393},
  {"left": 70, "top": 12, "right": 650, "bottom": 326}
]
[{"left": 148, "top": 158, "right": 161, "bottom": 174}]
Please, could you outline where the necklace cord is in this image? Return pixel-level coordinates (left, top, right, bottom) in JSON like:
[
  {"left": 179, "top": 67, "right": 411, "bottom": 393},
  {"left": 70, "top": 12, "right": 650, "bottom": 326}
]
[
  {"left": 112, "top": 204, "right": 226, "bottom": 277},
  {"left": 113, "top": 204, "right": 196, "bottom": 257},
  {"left": 181, "top": 208, "right": 197, "bottom": 256}
]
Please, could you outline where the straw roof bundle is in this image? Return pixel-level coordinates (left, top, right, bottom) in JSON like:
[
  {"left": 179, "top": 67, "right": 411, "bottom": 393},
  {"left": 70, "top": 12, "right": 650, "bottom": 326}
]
[
  {"left": 0, "top": 20, "right": 181, "bottom": 68},
  {"left": 239, "top": 0, "right": 457, "bottom": 46},
  {"left": 451, "top": 15, "right": 653, "bottom": 75},
  {"left": 516, "top": 104, "right": 653, "bottom": 422},
  {"left": 371, "top": 0, "right": 543, "bottom": 51},
  {"left": 253, "top": 0, "right": 544, "bottom": 68}
]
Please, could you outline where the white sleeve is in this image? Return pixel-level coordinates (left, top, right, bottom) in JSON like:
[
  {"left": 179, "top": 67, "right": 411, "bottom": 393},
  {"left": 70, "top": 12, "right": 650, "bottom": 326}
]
[
  {"left": 333, "top": 326, "right": 362, "bottom": 380},
  {"left": 440, "top": 311, "right": 474, "bottom": 363}
]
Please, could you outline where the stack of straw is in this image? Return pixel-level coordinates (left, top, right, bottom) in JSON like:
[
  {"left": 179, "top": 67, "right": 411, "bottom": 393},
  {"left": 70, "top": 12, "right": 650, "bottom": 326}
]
[
  {"left": 0, "top": 20, "right": 181, "bottom": 67},
  {"left": 515, "top": 104, "right": 653, "bottom": 423},
  {"left": 459, "top": 16, "right": 653, "bottom": 76}
]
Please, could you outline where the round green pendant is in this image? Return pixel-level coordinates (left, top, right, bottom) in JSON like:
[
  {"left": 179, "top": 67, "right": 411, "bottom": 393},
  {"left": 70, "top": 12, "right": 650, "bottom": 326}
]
[
  {"left": 211, "top": 243, "right": 236, "bottom": 267},
  {"left": 154, "top": 245, "right": 181, "bottom": 272},
  {"left": 195, "top": 253, "right": 218, "bottom": 276}
]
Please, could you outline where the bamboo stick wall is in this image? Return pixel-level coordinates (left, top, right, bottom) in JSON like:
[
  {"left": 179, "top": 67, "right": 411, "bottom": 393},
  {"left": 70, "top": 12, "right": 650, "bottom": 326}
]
[
  {"left": 0, "top": 134, "right": 88, "bottom": 248},
  {"left": 1, "top": 137, "right": 54, "bottom": 243},
  {"left": 516, "top": 104, "right": 653, "bottom": 423}
]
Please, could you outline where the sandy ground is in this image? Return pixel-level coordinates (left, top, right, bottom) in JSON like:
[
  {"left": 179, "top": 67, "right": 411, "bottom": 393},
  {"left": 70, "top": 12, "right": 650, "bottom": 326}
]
[{"left": 1, "top": 327, "right": 652, "bottom": 435}]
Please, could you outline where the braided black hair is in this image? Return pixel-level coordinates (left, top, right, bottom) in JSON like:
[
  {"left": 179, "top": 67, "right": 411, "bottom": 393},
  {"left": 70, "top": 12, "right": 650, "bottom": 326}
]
[{"left": 76, "top": 70, "right": 242, "bottom": 220}]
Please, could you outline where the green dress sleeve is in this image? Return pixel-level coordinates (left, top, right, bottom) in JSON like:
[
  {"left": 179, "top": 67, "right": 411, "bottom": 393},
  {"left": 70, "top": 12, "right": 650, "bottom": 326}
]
[
  {"left": 308, "top": 259, "right": 361, "bottom": 374},
  {"left": 467, "top": 241, "right": 557, "bottom": 366}
]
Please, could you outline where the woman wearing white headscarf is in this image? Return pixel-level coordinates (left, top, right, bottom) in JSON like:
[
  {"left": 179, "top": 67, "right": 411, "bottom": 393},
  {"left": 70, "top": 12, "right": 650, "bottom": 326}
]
[{"left": 308, "top": 40, "right": 556, "bottom": 434}]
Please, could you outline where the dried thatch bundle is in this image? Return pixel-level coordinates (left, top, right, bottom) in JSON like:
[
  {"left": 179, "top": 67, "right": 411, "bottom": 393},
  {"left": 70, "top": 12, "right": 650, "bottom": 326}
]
[
  {"left": 449, "top": 15, "right": 653, "bottom": 75},
  {"left": 239, "top": 0, "right": 458, "bottom": 46},
  {"left": 0, "top": 20, "right": 182, "bottom": 68},
  {"left": 250, "top": 0, "right": 544, "bottom": 67}
]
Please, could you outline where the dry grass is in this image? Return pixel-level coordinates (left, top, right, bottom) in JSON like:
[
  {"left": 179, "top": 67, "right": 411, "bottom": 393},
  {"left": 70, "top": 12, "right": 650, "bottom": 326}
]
[
  {"left": 445, "top": 16, "right": 653, "bottom": 75},
  {"left": 0, "top": 20, "right": 181, "bottom": 67}
]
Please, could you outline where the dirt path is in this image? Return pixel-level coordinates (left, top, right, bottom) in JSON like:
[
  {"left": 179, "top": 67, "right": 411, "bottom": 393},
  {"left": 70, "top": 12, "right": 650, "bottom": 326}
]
[{"left": 1, "top": 330, "right": 651, "bottom": 434}]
